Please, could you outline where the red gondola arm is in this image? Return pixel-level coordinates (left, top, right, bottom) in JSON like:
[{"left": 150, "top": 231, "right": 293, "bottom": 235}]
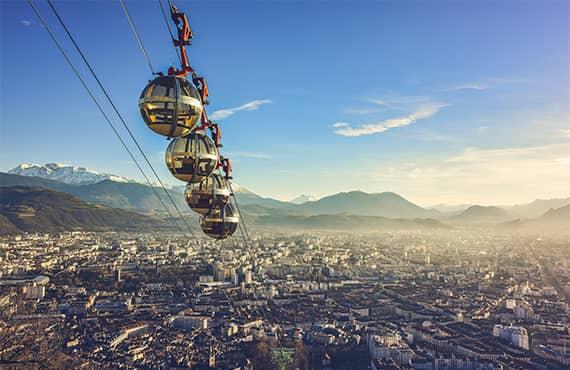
[
  {"left": 221, "top": 157, "right": 232, "bottom": 180},
  {"left": 193, "top": 76, "right": 209, "bottom": 104},
  {"left": 168, "top": 4, "right": 194, "bottom": 77},
  {"left": 209, "top": 122, "right": 222, "bottom": 147}
]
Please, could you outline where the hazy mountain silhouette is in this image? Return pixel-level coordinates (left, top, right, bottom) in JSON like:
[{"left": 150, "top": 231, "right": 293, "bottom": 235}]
[
  {"left": 1, "top": 172, "right": 184, "bottom": 212},
  {"left": 254, "top": 213, "right": 447, "bottom": 231},
  {"left": 2, "top": 171, "right": 568, "bottom": 229},
  {"left": 0, "top": 186, "right": 168, "bottom": 233},
  {"left": 8, "top": 162, "right": 134, "bottom": 185},
  {"left": 290, "top": 194, "right": 318, "bottom": 204},
  {"left": 297, "top": 191, "right": 440, "bottom": 218},
  {"left": 499, "top": 204, "right": 570, "bottom": 232},
  {"left": 451, "top": 205, "right": 514, "bottom": 223},
  {"left": 506, "top": 198, "right": 570, "bottom": 219},
  {"left": 428, "top": 203, "right": 473, "bottom": 216},
  {"left": 234, "top": 190, "right": 295, "bottom": 210},
  {"left": 2, "top": 173, "right": 436, "bottom": 218},
  {"left": 539, "top": 204, "right": 570, "bottom": 223}
]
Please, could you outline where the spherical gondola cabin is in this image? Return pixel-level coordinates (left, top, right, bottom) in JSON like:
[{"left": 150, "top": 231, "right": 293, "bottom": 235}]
[
  {"left": 200, "top": 203, "right": 239, "bottom": 240},
  {"left": 139, "top": 75, "right": 203, "bottom": 137},
  {"left": 165, "top": 131, "right": 219, "bottom": 183},
  {"left": 185, "top": 174, "right": 231, "bottom": 215}
]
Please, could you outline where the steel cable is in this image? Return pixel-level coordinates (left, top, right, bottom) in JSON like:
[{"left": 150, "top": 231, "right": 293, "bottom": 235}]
[
  {"left": 119, "top": 0, "right": 155, "bottom": 75},
  {"left": 45, "top": 0, "right": 200, "bottom": 244},
  {"left": 26, "top": 0, "right": 188, "bottom": 237},
  {"left": 158, "top": 0, "right": 181, "bottom": 61}
]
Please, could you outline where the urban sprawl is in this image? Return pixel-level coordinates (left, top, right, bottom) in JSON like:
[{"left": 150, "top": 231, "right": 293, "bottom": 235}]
[{"left": 0, "top": 229, "right": 569, "bottom": 369}]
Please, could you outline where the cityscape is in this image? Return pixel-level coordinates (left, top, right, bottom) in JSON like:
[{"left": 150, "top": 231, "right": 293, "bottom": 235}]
[
  {"left": 1, "top": 0, "right": 569, "bottom": 369},
  {"left": 0, "top": 226, "right": 569, "bottom": 369}
]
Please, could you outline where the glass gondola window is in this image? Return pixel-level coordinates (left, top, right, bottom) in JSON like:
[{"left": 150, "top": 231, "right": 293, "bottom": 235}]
[
  {"left": 185, "top": 174, "right": 231, "bottom": 215},
  {"left": 200, "top": 203, "right": 239, "bottom": 240},
  {"left": 139, "top": 75, "right": 203, "bottom": 137},
  {"left": 165, "top": 131, "right": 219, "bottom": 183}
]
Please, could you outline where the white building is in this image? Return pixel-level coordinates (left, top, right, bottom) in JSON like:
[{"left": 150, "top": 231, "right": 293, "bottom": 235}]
[
  {"left": 171, "top": 315, "right": 209, "bottom": 330},
  {"left": 24, "top": 283, "right": 45, "bottom": 300},
  {"left": 368, "top": 332, "right": 414, "bottom": 366},
  {"left": 492, "top": 324, "right": 529, "bottom": 350}
]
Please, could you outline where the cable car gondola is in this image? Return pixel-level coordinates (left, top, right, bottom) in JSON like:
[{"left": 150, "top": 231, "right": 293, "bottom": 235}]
[
  {"left": 139, "top": 75, "right": 203, "bottom": 137},
  {"left": 165, "top": 131, "right": 219, "bottom": 183},
  {"left": 200, "top": 203, "right": 239, "bottom": 240},
  {"left": 184, "top": 173, "right": 231, "bottom": 215}
]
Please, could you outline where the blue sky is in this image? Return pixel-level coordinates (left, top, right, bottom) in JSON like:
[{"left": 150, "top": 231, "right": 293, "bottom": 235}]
[{"left": 1, "top": 0, "right": 569, "bottom": 205}]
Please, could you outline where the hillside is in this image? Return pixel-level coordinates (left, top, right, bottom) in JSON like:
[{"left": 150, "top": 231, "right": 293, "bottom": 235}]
[
  {"left": 254, "top": 213, "right": 447, "bottom": 231},
  {"left": 507, "top": 198, "right": 570, "bottom": 219},
  {"left": 451, "top": 205, "right": 514, "bottom": 223},
  {"left": 290, "top": 194, "right": 318, "bottom": 204},
  {"left": 539, "top": 204, "right": 570, "bottom": 223},
  {"left": 1, "top": 172, "right": 185, "bottom": 212},
  {"left": 9, "top": 163, "right": 133, "bottom": 185},
  {"left": 234, "top": 190, "right": 295, "bottom": 210},
  {"left": 2, "top": 173, "right": 439, "bottom": 219},
  {"left": 298, "top": 191, "right": 439, "bottom": 218},
  {"left": 0, "top": 186, "right": 169, "bottom": 234}
]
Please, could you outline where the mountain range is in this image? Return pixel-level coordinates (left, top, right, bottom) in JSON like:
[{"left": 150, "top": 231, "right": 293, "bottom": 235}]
[
  {"left": 297, "top": 191, "right": 440, "bottom": 219},
  {"left": 450, "top": 205, "right": 513, "bottom": 224},
  {"left": 9, "top": 163, "right": 134, "bottom": 185},
  {"left": 0, "top": 186, "right": 168, "bottom": 234},
  {"left": 1, "top": 162, "right": 569, "bottom": 233},
  {"left": 290, "top": 194, "right": 318, "bottom": 204},
  {"left": 0, "top": 172, "right": 185, "bottom": 213}
]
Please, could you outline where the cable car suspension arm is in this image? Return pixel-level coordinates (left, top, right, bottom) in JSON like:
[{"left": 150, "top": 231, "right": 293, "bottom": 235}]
[{"left": 168, "top": 4, "right": 194, "bottom": 77}]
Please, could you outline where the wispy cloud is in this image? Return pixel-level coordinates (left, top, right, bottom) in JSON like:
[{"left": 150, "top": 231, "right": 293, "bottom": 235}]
[
  {"left": 445, "top": 144, "right": 569, "bottom": 163},
  {"left": 333, "top": 103, "right": 447, "bottom": 137},
  {"left": 411, "top": 131, "right": 461, "bottom": 143},
  {"left": 226, "top": 151, "right": 272, "bottom": 160},
  {"left": 443, "top": 83, "right": 488, "bottom": 92},
  {"left": 210, "top": 99, "right": 272, "bottom": 121},
  {"left": 478, "top": 126, "right": 489, "bottom": 134},
  {"left": 484, "top": 76, "right": 530, "bottom": 85},
  {"left": 342, "top": 107, "right": 388, "bottom": 115},
  {"left": 366, "top": 95, "right": 430, "bottom": 111},
  {"left": 20, "top": 20, "right": 31, "bottom": 27},
  {"left": 361, "top": 142, "right": 570, "bottom": 204},
  {"left": 561, "top": 129, "right": 570, "bottom": 139},
  {"left": 332, "top": 122, "right": 349, "bottom": 128}
]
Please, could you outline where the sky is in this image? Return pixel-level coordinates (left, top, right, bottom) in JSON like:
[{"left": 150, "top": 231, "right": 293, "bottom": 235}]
[{"left": 1, "top": 0, "right": 569, "bottom": 206}]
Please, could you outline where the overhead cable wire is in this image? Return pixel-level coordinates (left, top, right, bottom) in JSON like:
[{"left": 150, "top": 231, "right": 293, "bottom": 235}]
[
  {"left": 157, "top": 0, "right": 181, "bottom": 61},
  {"left": 234, "top": 210, "right": 249, "bottom": 249},
  {"left": 226, "top": 180, "right": 250, "bottom": 248},
  {"left": 26, "top": 0, "right": 187, "bottom": 237},
  {"left": 229, "top": 182, "right": 253, "bottom": 248},
  {"left": 118, "top": 0, "right": 155, "bottom": 75},
  {"left": 45, "top": 0, "right": 200, "bottom": 244}
]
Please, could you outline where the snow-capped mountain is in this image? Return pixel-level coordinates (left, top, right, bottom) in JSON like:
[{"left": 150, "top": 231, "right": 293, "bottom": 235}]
[
  {"left": 8, "top": 163, "right": 135, "bottom": 185},
  {"left": 229, "top": 182, "right": 257, "bottom": 195},
  {"left": 290, "top": 194, "right": 318, "bottom": 204}
]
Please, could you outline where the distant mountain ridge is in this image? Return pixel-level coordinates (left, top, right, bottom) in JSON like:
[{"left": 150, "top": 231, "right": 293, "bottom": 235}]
[
  {"left": 0, "top": 186, "right": 449, "bottom": 234},
  {"left": 451, "top": 205, "right": 513, "bottom": 223},
  {"left": 0, "top": 186, "right": 168, "bottom": 233},
  {"left": 298, "top": 191, "right": 440, "bottom": 219},
  {"left": 1, "top": 172, "right": 185, "bottom": 212},
  {"left": 254, "top": 213, "right": 447, "bottom": 231},
  {"left": 290, "top": 194, "right": 318, "bottom": 204},
  {"left": 506, "top": 198, "right": 570, "bottom": 219},
  {"left": 539, "top": 204, "right": 570, "bottom": 222},
  {"left": 3, "top": 162, "right": 569, "bottom": 226},
  {"left": 9, "top": 163, "right": 134, "bottom": 185},
  {"left": 1, "top": 172, "right": 440, "bottom": 220},
  {"left": 1, "top": 174, "right": 569, "bottom": 234}
]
